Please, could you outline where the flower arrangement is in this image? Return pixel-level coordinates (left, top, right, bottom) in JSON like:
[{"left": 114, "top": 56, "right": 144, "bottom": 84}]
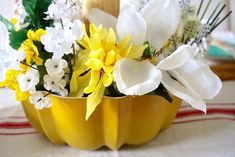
[{"left": 0, "top": 0, "right": 231, "bottom": 120}]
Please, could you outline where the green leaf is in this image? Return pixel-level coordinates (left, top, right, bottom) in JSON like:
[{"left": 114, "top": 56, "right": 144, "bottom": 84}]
[
  {"left": 9, "top": 30, "right": 27, "bottom": 50},
  {"left": 151, "top": 83, "right": 173, "bottom": 103},
  {"left": 23, "top": 0, "right": 38, "bottom": 27},
  {"left": 0, "top": 15, "right": 14, "bottom": 32},
  {"left": 142, "top": 41, "right": 154, "bottom": 59},
  {"left": 22, "top": 0, "right": 53, "bottom": 28},
  {"left": 23, "top": 0, "right": 37, "bottom": 17}
]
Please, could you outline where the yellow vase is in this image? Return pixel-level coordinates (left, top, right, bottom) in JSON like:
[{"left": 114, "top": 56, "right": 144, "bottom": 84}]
[{"left": 22, "top": 95, "right": 181, "bottom": 150}]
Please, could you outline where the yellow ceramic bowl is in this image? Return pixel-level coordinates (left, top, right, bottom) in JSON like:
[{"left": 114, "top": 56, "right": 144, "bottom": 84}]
[{"left": 22, "top": 95, "right": 181, "bottom": 150}]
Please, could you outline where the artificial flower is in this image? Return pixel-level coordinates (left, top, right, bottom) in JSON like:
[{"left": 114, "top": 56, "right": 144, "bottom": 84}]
[
  {"left": 113, "top": 58, "right": 162, "bottom": 95},
  {"left": 45, "top": 0, "right": 82, "bottom": 22},
  {"left": 27, "top": 29, "right": 46, "bottom": 41},
  {"left": 85, "top": 0, "right": 181, "bottom": 97},
  {"left": 29, "top": 92, "right": 52, "bottom": 110},
  {"left": 0, "top": 69, "right": 30, "bottom": 101},
  {"left": 157, "top": 45, "right": 222, "bottom": 112},
  {"left": 0, "top": 69, "right": 21, "bottom": 90},
  {"left": 45, "top": 58, "right": 68, "bottom": 76},
  {"left": 46, "top": 0, "right": 71, "bottom": 20},
  {"left": 88, "top": 0, "right": 180, "bottom": 51},
  {"left": 41, "top": 20, "right": 83, "bottom": 58},
  {"left": 17, "top": 68, "right": 39, "bottom": 94},
  {"left": 71, "top": 24, "right": 146, "bottom": 119},
  {"left": 19, "top": 39, "right": 43, "bottom": 65},
  {"left": 43, "top": 74, "right": 68, "bottom": 96}
]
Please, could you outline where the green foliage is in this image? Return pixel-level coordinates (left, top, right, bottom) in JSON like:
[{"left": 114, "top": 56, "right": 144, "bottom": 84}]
[
  {"left": 142, "top": 41, "right": 154, "bottom": 59},
  {"left": 0, "top": 15, "right": 14, "bottom": 32},
  {"left": 104, "top": 84, "right": 125, "bottom": 97},
  {"left": 9, "top": 30, "right": 27, "bottom": 49},
  {"left": 8, "top": 0, "right": 53, "bottom": 50},
  {"left": 22, "top": 0, "right": 53, "bottom": 28},
  {"left": 148, "top": 83, "right": 173, "bottom": 103}
]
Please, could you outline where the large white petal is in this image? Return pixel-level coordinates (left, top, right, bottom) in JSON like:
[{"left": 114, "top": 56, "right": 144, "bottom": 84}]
[
  {"left": 161, "top": 71, "right": 207, "bottom": 113},
  {"left": 113, "top": 58, "right": 162, "bottom": 95},
  {"left": 0, "top": 22, "right": 10, "bottom": 82},
  {"left": 116, "top": 4, "right": 146, "bottom": 44},
  {"left": 87, "top": 8, "right": 117, "bottom": 29},
  {"left": 172, "top": 59, "right": 222, "bottom": 99},
  {"left": 157, "top": 45, "right": 198, "bottom": 70},
  {"left": 0, "top": 22, "right": 9, "bottom": 50},
  {"left": 141, "top": 0, "right": 180, "bottom": 51}
]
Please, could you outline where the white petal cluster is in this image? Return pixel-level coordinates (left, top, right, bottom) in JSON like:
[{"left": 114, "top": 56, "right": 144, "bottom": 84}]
[
  {"left": 42, "top": 0, "right": 84, "bottom": 59},
  {"left": 17, "top": 68, "right": 40, "bottom": 94},
  {"left": 45, "top": 0, "right": 83, "bottom": 22},
  {"left": 44, "top": 75, "right": 68, "bottom": 97},
  {"left": 44, "top": 58, "right": 68, "bottom": 97},
  {"left": 45, "top": 58, "right": 68, "bottom": 76},
  {"left": 41, "top": 20, "right": 83, "bottom": 58},
  {"left": 157, "top": 45, "right": 222, "bottom": 113},
  {"left": 29, "top": 92, "right": 52, "bottom": 110}
]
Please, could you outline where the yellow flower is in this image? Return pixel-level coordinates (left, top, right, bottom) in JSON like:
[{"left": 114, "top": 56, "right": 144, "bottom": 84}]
[
  {"left": 0, "top": 69, "right": 30, "bottom": 101},
  {"left": 10, "top": 18, "right": 18, "bottom": 26},
  {"left": 10, "top": 18, "right": 20, "bottom": 31},
  {"left": 27, "top": 29, "right": 46, "bottom": 41},
  {"left": 19, "top": 39, "right": 43, "bottom": 66},
  {"left": 70, "top": 24, "right": 147, "bottom": 120},
  {"left": 18, "top": 29, "right": 46, "bottom": 69}
]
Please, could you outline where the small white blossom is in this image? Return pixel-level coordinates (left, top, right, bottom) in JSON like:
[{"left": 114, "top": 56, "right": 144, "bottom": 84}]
[
  {"left": 29, "top": 92, "right": 52, "bottom": 110},
  {"left": 43, "top": 75, "right": 68, "bottom": 97},
  {"left": 57, "top": 88, "right": 69, "bottom": 97},
  {"left": 17, "top": 68, "right": 39, "bottom": 94},
  {"left": 45, "top": 58, "right": 68, "bottom": 76}
]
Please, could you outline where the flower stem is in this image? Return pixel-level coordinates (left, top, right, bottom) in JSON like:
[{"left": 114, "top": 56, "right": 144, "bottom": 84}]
[{"left": 20, "top": 61, "right": 38, "bottom": 70}]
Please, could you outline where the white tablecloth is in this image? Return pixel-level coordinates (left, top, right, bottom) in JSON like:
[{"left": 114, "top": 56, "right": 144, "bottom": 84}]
[{"left": 0, "top": 81, "right": 235, "bottom": 157}]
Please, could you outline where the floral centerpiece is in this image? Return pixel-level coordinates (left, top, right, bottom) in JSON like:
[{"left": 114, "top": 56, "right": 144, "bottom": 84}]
[{"left": 0, "top": 0, "right": 231, "bottom": 150}]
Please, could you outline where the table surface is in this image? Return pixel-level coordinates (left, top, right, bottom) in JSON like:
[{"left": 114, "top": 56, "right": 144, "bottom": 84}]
[{"left": 0, "top": 81, "right": 235, "bottom": 157}]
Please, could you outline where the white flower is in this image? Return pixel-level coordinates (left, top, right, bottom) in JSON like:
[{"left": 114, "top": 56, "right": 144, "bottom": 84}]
[
  {"left": 43, "top": 75, "right": 68, "bottom": 97},
  {"left": 157, "top": 45, "right": 222, "bottom": 113},
  {"left": 57, "top": 88, "right": 69, "bottom": 97},
  {"left": 46, "top": 0, "right": 71, "bottom": 20},
  {"left": 45, "top": 58, "right": 68, "bottom": 76},
  {"left": 17, "top": 68, "right": 40, "bottom": 94},
  {"left": 88, "top": 0, "right": 180, "bottom": 51},
  {"left": 29, "top": 92, "right": 52, "bottom": 110},
  {"left": 41, "top": 20, "right": 83, "bottom": 58},
  {"left": 114, "top": 58, "right": 162, "bottom": 95},
  {"left": 45, "top": 0, "right": 82, "bottom": 22},
  {"left": 41, "top": 26, "right": 71, "bottom": 58}
]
